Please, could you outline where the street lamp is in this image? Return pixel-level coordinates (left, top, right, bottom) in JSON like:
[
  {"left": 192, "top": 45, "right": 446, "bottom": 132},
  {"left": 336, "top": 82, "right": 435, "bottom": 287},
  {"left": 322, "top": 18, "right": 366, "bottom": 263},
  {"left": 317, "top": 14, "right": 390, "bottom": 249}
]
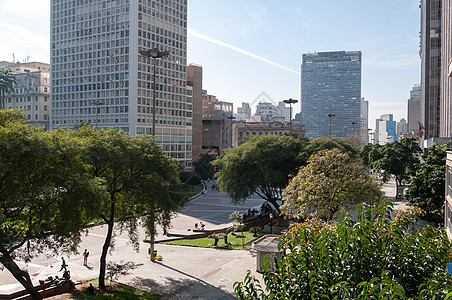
[
  {"left": 91, "top": 100, "right": 103, "bottom": 128},
  {"left": 283, "top": 98, "right": 298, "bottom": 134},
  {"left": 351, "top": 121, "right": 357, "bottom": 136},
  {"left": 269, "top": 213, "right": 274, "bottom": 234},
  {"left": 227, "top": 115, "right": 236, "bottom": 147},
  {"left": 327, "top": 114, "right": 336, "bottom": 136},
  {"left": 138, "top": 48, "right": 170, "bottom": 136}
]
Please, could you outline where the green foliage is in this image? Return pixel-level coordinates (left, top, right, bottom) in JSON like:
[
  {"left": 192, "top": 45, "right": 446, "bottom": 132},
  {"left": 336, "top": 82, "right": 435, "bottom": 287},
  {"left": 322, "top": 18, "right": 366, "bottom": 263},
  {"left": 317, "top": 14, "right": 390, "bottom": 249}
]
[
  {"left": 235, "top": 201, "right": 452, "bottom": 299},
  {"left": 362, "top": 138, "right": 421, "bottom": 187},
  {"left": 162, "top": 231, "right": 260, "bottom": 250},
  {"left": 179, "top": 171, "right": 201, "bottom": 186},
  {"left": 0, "top": 67, "right": 16, "bottom": 109},
  {"left": 193, "top": 153, "right": 216, "bottom": 180},
  {"left": 213, "top": 135, "right": 308, "bottom": 211},
  {"left": 406, "top": 142, "right": 449, "bottom": 225},
  {"left": 306, "top": 136, "right": 359, "bottom": 159},
  {"left": 282, "top": 148, "right": 383, "bottom": 220}
]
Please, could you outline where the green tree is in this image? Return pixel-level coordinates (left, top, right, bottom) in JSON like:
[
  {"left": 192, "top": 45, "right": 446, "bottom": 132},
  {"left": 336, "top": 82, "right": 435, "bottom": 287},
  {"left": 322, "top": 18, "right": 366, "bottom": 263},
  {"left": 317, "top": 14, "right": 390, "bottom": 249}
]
[
  {"left": 406, "top": 142, "right": 449, "bottom": 226},
  {"left": 368, "top": 138, "right": 421, "bottom": 191},
  {"left": 193, "top": 153, "right": 216, "bottom": 180},
  {"left": 235, "top": 201, "right": 452, "bottom": 299},
  {"left": 281, "top": 148, "right": 383, "bottom": 220},
  {"left": 0, "top": 111, "right": 95, "bottom": 299},
  {"left": 76, "top": 126, "right": 181, "bottom": 288},
  {"left": 306, "top": 136, "right": 359, "bottom": 159},
  {"left": 0, "top": 68, "right": 16, "bottom": 109},
  {"left": 213, "top": 135, "right": 308, "bottom": 212}
]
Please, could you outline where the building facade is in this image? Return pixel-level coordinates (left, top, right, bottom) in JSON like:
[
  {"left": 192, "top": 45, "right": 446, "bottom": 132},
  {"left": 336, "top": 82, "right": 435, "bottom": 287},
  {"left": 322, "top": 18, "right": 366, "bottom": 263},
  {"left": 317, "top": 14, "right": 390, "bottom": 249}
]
[
  {"left": 187, "top": 63, "right": 202, "bottom": 162},
  {"left": 0, "top": 61, "right": 50, "bottom": 128},
  {"left": 396, "top": 118, "right": 408, "bottom": 136},
  {"left": 233, "top": 120, "right": 305, "bottom": 147},
  {"left": 237, "top": 102, "right": 251, "bottom": 121},
  {"left": 420, "top": 0, "right": 442, "bottom": 139},
  {"left": 440, "top": 0, "right": 452, "bottom": 137},
  {"left": 360, "top": 97, "right": 369, "bottom": 144},
  {"left": 50, "top": 0, "right": 192, "bottom": 169},
  {"left": 201, "top": 90, "right": 233, "bottom": 155},
  {"left": 375, "top": 114, "right": 397, "bottom": 144},
  {"left": 301, "top": 51, "right": 361, "bottom": 139},
  {"left": 445, "top": 151, "right": 452, "bottom": 240},
  {"left": 407, "top": 84, "right": 421, "bottom": 134}
]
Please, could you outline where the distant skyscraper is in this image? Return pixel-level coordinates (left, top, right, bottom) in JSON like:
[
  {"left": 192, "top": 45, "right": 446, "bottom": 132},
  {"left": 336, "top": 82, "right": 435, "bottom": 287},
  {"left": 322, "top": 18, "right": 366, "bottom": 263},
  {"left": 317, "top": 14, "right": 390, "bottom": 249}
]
[
  {"left": 397, "top": 118, "right": 408, "bottom": 136},
  {"left": 237, "top": 102, "right": 251, "bottom": 121},
  {"left": 420, "top": 0, "right": 442, "bottom": 139},
  {"left": 360, "top": 97, "right": 369, "bottom": 143},
  {"left": 407, "top": 84, "right": 421, "bottom": 134},
  {"left": 301, "top": 51, "right": 361, "bottom": 139},
  {"left": 277, "top": 101, "right": 290, "bottom": 122},
  {"left": 375, "top": 114, "right": 397, "bottom": 144},
  {"left": 187, "top": 64, "right": 203, "bottom": 162},
  {"left": 255, "top": 101, "right": 279, "bottom": 121},
  {"left": 440, "top": 0, "right": 452, "bottom": 137},
  {"left": 50, "top": 0, "right": 191, "bottom": 169}
]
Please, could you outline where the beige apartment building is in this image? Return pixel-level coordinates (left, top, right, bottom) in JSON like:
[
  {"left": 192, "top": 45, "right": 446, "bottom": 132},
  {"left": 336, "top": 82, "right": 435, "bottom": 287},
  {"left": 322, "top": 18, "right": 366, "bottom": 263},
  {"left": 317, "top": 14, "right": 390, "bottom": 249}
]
[{"left": 0, "top": 61, "right": 50, "bottom": 128}]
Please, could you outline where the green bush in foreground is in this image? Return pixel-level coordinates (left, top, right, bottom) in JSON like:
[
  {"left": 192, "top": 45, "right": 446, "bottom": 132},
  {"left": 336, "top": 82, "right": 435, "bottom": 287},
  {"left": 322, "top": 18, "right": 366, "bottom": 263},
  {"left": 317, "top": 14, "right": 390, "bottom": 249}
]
[{"left": 234, "top": 201, "right": 452, "bottom": 299}]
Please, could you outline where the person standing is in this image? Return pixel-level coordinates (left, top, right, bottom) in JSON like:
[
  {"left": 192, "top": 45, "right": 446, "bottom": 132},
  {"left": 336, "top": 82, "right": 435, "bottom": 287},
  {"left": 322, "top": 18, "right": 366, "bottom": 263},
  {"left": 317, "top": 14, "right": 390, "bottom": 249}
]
[{"left": 83, "top": 249, "right": 89, "bottom": 266}]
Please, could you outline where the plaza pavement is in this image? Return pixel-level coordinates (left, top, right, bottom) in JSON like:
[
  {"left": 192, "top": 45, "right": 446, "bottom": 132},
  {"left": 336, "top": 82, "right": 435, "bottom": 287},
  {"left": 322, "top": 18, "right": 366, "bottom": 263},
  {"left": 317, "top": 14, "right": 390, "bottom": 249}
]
[
  {"left": 0, "top": 178, "right": 414, "bottom": 299},
  {"left": 0, "top": 182, "right": 264, "bottom": 299}
]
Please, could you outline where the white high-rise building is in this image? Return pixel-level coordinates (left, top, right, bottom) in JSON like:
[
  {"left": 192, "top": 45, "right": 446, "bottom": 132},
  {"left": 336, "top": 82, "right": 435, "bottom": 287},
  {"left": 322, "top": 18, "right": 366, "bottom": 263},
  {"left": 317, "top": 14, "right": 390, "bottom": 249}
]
[{"left": 50, "top": 0, "right": 191, "bottom": 169}]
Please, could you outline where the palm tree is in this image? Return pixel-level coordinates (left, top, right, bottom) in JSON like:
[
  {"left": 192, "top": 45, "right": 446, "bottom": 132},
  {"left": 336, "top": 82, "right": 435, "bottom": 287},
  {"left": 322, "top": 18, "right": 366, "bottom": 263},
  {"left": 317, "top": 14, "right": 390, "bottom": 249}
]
[{"left": 0, "top": 68, "right": 16, "bottom": 109}]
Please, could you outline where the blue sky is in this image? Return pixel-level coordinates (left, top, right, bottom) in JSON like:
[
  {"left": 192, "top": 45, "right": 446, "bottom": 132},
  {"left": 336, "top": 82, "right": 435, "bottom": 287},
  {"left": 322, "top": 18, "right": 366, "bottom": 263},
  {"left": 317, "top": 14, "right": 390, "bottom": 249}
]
[{"left": 0, "top": 0, "right": 421, "bottom": 129}]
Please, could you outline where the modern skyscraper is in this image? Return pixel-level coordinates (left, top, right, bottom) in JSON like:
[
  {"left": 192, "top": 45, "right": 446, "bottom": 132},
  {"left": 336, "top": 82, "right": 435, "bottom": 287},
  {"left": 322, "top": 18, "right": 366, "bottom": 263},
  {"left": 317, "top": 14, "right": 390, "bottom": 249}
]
[
  {"left": 50, "top": 0, "right": 191, "bottom": 169},
  {"left": 420, "top": 0, "right": 442, "bottom": 139},
  {"left": 360, "top": 97, "right": 369, "bottom": 144},
  {"left": 407, "top": 84, "right": 421, "bottom": 134},
  {"left": 440, "top": 0, "right": 452, "bottom": 137},
  {"left": 375, "top": 114, "right": 397, "bottom": 144},
  {"left": 396, "top": 118, "right": 408, "bottom": 136},
  {"left": 301, "top": 51, "right": 361, "bottom": 139}
]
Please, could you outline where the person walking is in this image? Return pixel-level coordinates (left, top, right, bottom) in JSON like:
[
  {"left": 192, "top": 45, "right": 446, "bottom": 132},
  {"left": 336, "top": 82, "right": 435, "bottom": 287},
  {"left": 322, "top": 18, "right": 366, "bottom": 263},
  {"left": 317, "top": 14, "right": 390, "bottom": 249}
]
[
  {"left": 59, "top": 257, "right": 67, "bottom": 271},
  {"left": 83, "top": 249, "right": 89, "bottom": 266}
]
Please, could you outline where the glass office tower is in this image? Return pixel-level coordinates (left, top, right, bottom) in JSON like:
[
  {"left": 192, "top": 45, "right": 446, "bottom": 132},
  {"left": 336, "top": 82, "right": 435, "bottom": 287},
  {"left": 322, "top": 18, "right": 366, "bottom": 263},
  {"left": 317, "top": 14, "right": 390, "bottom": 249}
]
[{"left": 301, "top": 51, "right": 362, "bottom": 139}]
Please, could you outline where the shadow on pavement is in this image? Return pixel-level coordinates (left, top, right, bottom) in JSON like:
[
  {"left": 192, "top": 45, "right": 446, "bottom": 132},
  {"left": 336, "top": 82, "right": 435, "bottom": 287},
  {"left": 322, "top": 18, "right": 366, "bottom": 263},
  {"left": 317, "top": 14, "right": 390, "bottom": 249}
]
[{"left": 129, "top": 276, "right": 236, "bottom": 300}]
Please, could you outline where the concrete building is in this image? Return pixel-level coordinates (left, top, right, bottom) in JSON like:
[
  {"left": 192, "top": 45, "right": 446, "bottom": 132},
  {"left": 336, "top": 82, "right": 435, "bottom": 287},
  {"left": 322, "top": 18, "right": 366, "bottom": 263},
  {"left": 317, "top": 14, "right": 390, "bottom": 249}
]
[
  {"left": 420, "top": 0, "right": 442, "bottom": 139},
  {"left": 277, "top": 101, "right": 290, "bottom": 122},
  {"left": 301, "top": 51, "right": 361, "bottom": 139},
  {"left": 255, "top": 101, "right": 279, "bottom": 121},
  {"left": 360, "top": 97, "right": 369, "bottom": 144},
  {"left": 187, "top": 64, "right": 203, "bottom": 163},
  {"left": 445, "top": 151, "right": 452, "bottom": 240},
  {"left": 0, "top": 61, "right": 50, "bottom": 128},
  {"left": 50, "top": 0, "right": 191, "bottom": 169},
  {"left": 440, "top": 0, "right": 452, "bottom": 137},
  {"left": 237, "top": 102, "right": 251, "bottom": 121},
  {"left": 202, "top": 90, "right": 233, "bottom": 155},
  {"left": 407, "top": 84, "right": 421, "bottom": 134},
  {"left": 397, "top": 118, "right": 408, "bottom": 136},
  {"left": 233, "top": 121, "right": 305, "bottom": 147},
  {"left": 375, "top": 114, "right": 397, "bottom": 144}
]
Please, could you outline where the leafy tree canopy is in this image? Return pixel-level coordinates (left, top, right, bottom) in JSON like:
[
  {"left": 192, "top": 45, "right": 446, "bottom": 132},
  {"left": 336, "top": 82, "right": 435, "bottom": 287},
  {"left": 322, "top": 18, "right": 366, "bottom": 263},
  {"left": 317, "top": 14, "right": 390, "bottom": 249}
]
[
  {"left": 406, "top": 142, "right": 449, "bottom": 225},
  {"left": 306, "top": 136, "right": 359, "bottom": 159},
  {"left": 235, "top": 201, "right": 452, "bottom": 299},
  {"left": 282, "top": 148, "right": 383, "bottom": 220},
  {"left": 213, "top": 135, "right": 308, "bottom": 212},
  {"left": 193, "top": 153, "right": 216, "bottom": 180}
]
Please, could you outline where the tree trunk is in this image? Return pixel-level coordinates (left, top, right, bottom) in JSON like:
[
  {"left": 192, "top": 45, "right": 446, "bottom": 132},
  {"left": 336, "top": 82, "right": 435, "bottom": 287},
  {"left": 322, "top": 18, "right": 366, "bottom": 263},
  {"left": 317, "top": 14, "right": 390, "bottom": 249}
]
[
  {"left": 0, "top": 252, "right": 42, "bottom": 300},
  {"left": 149, "top": 209, "right": 155, "bottom": 262},
  {"left": 99, "top": 195, "right": 115, "bottom": 289},
  {"left": 267, "top": 198, "right": 280, "bottom": 213},
  {"left": 214, "top": 238, "right": 219, "bottom": 246}
]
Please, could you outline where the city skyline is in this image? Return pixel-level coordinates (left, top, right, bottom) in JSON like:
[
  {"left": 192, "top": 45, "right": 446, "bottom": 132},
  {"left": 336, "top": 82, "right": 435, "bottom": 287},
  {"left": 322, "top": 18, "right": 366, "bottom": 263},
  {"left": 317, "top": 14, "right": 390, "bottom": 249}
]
[{"left": 0, "top": 0, "right": 421, "bottom": 129}]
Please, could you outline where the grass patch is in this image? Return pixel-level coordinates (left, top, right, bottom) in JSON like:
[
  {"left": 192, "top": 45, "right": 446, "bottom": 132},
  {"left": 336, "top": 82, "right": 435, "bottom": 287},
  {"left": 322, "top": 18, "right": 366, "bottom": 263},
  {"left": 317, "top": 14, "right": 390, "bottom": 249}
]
[
  {"left": 178, "top": 183, "right": 203, "bottom": 200},
  {"left": 161, "top": 231, "right": 265, "bottom": 250},
  {"left": 62, "top": 279, "right": 160, "bottom": 300}
]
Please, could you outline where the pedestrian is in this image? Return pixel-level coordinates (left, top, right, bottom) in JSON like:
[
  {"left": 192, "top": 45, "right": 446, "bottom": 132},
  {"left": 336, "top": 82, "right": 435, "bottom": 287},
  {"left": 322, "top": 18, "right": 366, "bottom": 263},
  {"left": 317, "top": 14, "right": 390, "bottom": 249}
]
[
  {"left": 194, "top": 222, "right": 198, "bottom": 229},
  {"left": 86, "top": 283, "right": 95, "bottom": 295},
  {"left": 83, "top": 249, "right": 89, "bottom": 266},
  {"left": 200, "top": 221, "right": 205, "bottom": 230},
  {"left": 59, "top": 257, "right": 67, "bottom": 271}
]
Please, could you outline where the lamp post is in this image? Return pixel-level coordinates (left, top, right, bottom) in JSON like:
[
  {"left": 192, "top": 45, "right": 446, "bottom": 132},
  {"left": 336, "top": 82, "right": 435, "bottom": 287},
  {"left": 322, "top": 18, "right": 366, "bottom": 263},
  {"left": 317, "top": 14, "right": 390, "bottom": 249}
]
[
  {"left": 227, "top": 115, "right": 236, "bottom": 147},
  {"left": 269, "top": 213, "right": 274, "bottom": 234},
  {"left": 283, "top": 98, "right": 298, "bottom": 134},
  {"left": 91, "top": 100, "right": 103, "bottom": 128},
  {"left": 327, "top": 114, "right": 336, "bottom": 136},
  {"left": 351, "top": 121, "right": 357, "bottom": 136},
  {"left": 138, "top": 48, "right": 169, "bottom": 136}
]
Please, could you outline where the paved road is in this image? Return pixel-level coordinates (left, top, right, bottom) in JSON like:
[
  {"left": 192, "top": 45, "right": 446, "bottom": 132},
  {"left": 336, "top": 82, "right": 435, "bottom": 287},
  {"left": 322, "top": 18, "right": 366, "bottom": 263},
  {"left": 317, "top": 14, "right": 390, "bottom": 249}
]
[{"left": 0, "top": 182, "right": 266, "bottom": 299}]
